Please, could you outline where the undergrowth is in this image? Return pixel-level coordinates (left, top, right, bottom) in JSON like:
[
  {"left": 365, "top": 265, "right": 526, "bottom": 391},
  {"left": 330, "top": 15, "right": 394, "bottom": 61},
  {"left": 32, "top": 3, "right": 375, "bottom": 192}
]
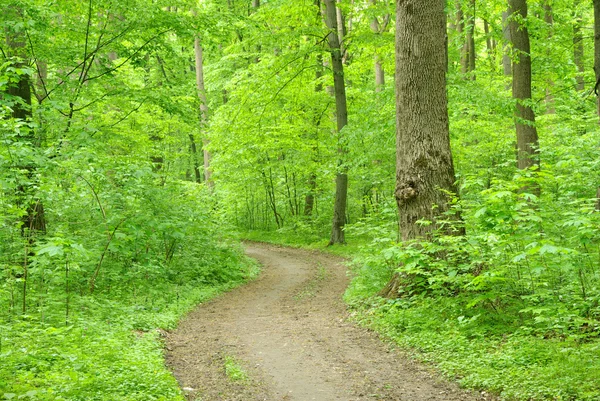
[
  {"left": 0, "top": 254, "right": 259, "bottom": 401},
  {"left": 348, "top": 295, "right": 600, "bottom": 400},
  {"left": 1, "top": 171, "right": 261, "bottom": 400}
]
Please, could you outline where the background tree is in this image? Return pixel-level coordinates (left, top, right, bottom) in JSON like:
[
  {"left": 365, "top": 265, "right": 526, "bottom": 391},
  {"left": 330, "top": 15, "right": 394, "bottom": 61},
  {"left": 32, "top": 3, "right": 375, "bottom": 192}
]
[
  {"left": 594, "top": 0, "right": 600, "bottom": 119},
  {"left": 324, "top": 0, "right": 349, "bottom": 245},
  {"left": 509, "top": 0, "right": 539, "bottom": 171}
]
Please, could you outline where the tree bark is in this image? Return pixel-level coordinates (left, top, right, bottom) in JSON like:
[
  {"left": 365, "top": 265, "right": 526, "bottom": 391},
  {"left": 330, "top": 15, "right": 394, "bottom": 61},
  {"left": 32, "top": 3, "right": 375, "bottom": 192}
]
[
  {"left": 593, "top": 0, "right": 600, "bottom": 120},
  {"left": 324, "top": 0, "right": 349, "bottom": 245},
  {"left": 502, "top": 10, "right": 512, "bottom": 77},
  {"left": 374, "top": 56, "right": 385, "bottom": 91},
  {"left": 370, "top": 1, "right": 389, "bottom": 92},
  {"left": 509, "top": 0, "right": 539, "bottom": 171},
  {"left": 595, "top": 1, "right": 600, "bottom": 207},
  {"left": 466, "top": 0, "right": 476, "bottom": 76},
  {"left": 456, "top": 3, "right": 468, "bottom": 74},
  {"left": 380, "top": 0, "right": 461, "bottom": 297},
  {"left": 194, "top": 36, "right": 213, "bottom": 188},
  {"left": 457, "top": 0, "right": 475, "bottom": 77},
  {"left": 543, "top": 1, "right": 555, "bottom": 114},
  {"left": 6, "top": 6, "right": 47, "bottom": 236},
  {"left": 188, "top": 134, "right": 202, "bottom": 184},
  {"left": 304, "top": 172, "right": 317, "bottom": 216},
  {"left": 483, "top": 19, "right": 495, "bottom": 70}
]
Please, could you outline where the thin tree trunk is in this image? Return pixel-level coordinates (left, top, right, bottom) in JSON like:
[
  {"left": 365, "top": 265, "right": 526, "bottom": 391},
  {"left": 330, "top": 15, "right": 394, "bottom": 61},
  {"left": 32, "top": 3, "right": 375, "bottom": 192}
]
[
  {"left": 374, "top": 56, "right": 385, "bottom": 91},
  {"left": 594, "top": 0, "right": 600, "bottom": 207},
  {"left": 283, "top": 165, "right": 296, "bottom": 216},
  {"left": 263, "top": 169, "right": 283, "bottom": 228},
  {"left": 483, "top": 19, "right": 495, "bottom": 71},
  {"left": 324, "top": 0, "right": 349, "bottom": 245},
  {"left": 457, "top": 0, "right": 475, "bottom": 77},
  {"left": 456, "top": 3, "right": 468, "bottom": 74},
  {"left": 305, "top": 53, "right": 324, "bottom": 217},
  {"left": 483, "top": 20, "right": 492, "bottom": 53},
  {"left": 251, "top": 0, "right": 261, "bottom": 61},
  {"left": 466, "top": 0, "right": 476, "bottom": 78},
  {"left": 502, "top": 10, "right": 512, "bottom": 77},
  {"left": 543, "top": 1, "right": 555, "bottom": 113},
  {"left": 510, "top": 0, "right": 540, "bottom": 172},
  {"left": 370, "top": 1, "right": 388, "bottom": 92},
  {"left": 573, "top": 0, "right": 585, "bottom": 91},
  {"left": 6, "top": 6, "right": 47, "bottom": 237},
  {"left": 380, "top": 0, "right": 462, "bottom": 298},
  {"left": 304, "top": 172, "right": 317, "bottom": 216},
  {"left": 336, "top": 4, "right": 345, "bottom": 51},
  {"left": 593, "top": 0, "right": 600, "bottom": 120},
  {"left": 194, "top": 37, "right": 213, "bottom": 188},
  {"left": 189, "top": 134, "right": 202, "bottom": 183}
]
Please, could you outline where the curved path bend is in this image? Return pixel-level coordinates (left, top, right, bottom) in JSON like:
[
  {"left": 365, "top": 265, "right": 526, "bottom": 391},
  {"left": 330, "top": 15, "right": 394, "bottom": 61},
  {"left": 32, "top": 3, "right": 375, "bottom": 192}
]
[{"left": 166, "top": 242, "right": 488, "bottom": 401}]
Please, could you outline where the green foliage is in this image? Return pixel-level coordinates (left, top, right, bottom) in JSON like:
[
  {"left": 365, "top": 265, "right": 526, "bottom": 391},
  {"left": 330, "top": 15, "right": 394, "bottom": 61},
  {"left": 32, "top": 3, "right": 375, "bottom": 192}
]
[
  {"left": 0, "top": 1, "right": 260, "bottom": 399},
  {"left": 2, "top": 0, "right": 600, "bottom": 399},
  {"left": 352, "top": 297, "right": 600, "bottom": 401}
]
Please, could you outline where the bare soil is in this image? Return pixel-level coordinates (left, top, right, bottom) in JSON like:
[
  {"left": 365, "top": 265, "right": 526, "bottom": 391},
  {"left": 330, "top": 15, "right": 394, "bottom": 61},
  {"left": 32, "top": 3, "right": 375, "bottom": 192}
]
[{"left": 166, "top": 242, "right": 489, "bottom": 401}]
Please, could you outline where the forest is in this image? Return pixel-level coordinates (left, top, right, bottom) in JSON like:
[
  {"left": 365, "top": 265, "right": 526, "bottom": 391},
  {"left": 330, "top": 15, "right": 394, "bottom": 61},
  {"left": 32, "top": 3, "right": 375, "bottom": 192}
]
[{"left": 1, "top": 0, "right": 599, "bottom": 399}]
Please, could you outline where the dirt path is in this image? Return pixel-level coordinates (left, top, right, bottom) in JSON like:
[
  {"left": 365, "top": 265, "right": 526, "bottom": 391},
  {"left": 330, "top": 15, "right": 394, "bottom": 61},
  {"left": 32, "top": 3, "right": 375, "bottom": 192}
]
[{"left": 166, "top": 243, "right": 487, "bottom": 401}]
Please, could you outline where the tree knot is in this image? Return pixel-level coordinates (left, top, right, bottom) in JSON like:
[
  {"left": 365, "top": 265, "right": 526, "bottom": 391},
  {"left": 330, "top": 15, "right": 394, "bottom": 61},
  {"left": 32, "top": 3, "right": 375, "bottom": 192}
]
[{"left": 395, "top": 181, "right": 418, "bottom": 202}]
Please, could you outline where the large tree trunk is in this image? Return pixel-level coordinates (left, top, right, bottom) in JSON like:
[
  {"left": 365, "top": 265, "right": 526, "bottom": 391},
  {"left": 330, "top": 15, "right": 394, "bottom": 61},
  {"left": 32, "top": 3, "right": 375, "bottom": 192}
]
[
  {"left": 380, "top": 0, "right": 461, "bottom": 297},
  {"left": 194, "top": 36, "right": 213, "bottom": 188},
  {"left": 509, "top": 0, "right": 539, "bottom": 171},
  {"left": 573, "top": 0, "right": 584, "bottom": 91},
  {"left": 324, "top": 0, "right": 349, "bottom": 245}
]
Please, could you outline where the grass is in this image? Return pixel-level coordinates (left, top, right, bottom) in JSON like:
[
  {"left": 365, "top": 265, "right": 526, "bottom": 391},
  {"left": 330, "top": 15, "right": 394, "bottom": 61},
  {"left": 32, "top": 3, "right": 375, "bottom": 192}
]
[
  {"left": 241, "top": 229, "right": 367, "bottom": 258},
  {"left": 223, "top": 355, "right": 249, "bottom": 383},
  {"left": 0, "top": 255, "right": 261, "bottom": 401},
  {"left": 352, "top": 297, "right": 600, "bottom": 400}
]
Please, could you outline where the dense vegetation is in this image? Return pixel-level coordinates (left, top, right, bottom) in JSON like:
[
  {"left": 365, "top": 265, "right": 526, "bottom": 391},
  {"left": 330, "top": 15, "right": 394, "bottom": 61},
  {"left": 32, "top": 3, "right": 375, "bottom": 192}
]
[
  {"left": 1, "top": 0, "right": 600, "bottom": 399},
  {"left": 0, "top": 1, "right": 258, "bottom": 399}
]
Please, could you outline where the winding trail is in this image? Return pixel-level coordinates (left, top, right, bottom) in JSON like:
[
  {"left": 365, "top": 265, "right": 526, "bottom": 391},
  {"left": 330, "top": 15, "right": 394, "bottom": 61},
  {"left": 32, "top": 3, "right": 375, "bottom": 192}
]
[{"left": 166, "top": 242, "right": 487, "bottom": 401}]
